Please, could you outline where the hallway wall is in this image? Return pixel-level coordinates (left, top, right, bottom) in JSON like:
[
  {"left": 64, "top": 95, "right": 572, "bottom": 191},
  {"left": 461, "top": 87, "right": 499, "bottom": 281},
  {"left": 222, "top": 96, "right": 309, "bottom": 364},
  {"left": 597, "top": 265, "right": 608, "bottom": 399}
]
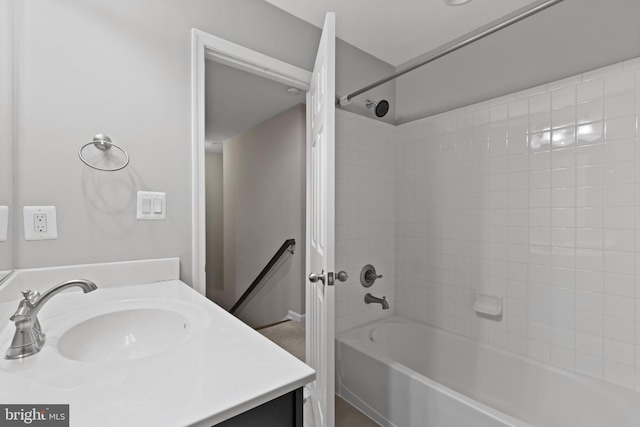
[{"left": 223, "top": 105, "right": 306, "bottom": 328}]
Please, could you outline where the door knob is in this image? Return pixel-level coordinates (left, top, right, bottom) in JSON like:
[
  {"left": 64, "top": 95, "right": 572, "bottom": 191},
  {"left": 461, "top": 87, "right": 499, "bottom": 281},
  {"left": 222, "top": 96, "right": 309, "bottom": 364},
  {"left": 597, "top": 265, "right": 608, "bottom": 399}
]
[
  {"left": 309, "top": 271, "right": 325, "bottom": 284},
  {"left": 336, "top": 271, "right": 348, "bottom": 282}
]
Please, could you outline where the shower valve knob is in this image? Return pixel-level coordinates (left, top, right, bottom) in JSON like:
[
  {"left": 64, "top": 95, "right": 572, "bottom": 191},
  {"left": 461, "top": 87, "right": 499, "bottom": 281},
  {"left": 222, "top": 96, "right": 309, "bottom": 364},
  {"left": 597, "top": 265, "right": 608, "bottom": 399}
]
[
  {"left": 360, "top": 264, "right": 382, "bottom": 287},
  {"left": 366, "top": 271, "right": 383, "bottom": 281}
]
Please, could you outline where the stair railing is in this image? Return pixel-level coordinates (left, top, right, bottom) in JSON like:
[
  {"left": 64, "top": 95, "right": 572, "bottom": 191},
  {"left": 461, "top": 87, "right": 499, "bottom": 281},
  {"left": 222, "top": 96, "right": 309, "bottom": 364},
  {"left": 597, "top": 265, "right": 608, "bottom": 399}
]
[{"left": 229, "top": 238, "right": 296, "bottom": 315}]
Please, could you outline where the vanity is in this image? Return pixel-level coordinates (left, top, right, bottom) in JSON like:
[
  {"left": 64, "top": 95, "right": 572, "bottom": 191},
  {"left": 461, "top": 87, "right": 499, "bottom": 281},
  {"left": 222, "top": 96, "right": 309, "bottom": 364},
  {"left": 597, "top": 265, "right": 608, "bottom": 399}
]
[{"left": 0, "top": 258, "right": 315, "bottom": 426}]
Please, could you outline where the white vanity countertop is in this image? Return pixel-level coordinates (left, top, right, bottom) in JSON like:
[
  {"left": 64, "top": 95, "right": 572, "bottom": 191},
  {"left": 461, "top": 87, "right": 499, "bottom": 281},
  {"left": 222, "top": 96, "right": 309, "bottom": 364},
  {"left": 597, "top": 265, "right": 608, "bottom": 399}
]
[{"left": 0, "top": 279, "right": 315, "bottom": 426}]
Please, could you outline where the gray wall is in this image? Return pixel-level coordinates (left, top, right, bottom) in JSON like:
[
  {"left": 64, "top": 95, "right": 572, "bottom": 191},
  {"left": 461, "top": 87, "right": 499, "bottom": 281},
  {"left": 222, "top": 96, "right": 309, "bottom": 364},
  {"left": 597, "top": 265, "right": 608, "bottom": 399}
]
[
  {"left": 9, "top": 0, "right": 395, "bottom": 285},
  {"left": 14, "top": 0, "right": 193, "bottom": 277},
  {"left": 336, "top": 39, "right": 396, "bottom": 124},
  {"left": 222, "top": 105, "right": 306, "bottom": 328},
  {"left": 205, "top": 152, "right": 224, "bottom": 301},
  {"left": 0, "top": 0, "right": 14, "bottom": 277},
  {"left": 396, "top": 0, "right": 640, "bottom": 123}
]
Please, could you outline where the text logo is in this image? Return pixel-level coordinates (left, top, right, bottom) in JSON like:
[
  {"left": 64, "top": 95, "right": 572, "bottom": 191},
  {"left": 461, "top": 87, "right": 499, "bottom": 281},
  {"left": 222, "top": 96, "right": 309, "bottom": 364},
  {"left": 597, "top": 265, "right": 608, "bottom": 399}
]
[{"left": 0, "top": 405, "right": 69, "bottom": 426}]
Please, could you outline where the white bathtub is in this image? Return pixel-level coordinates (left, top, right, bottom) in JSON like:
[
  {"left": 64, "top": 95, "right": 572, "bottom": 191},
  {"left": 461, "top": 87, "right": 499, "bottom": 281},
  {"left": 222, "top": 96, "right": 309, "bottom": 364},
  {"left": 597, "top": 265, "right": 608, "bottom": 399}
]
[{"left": 336, "top": 316, "right": 640, "bottom": 427}]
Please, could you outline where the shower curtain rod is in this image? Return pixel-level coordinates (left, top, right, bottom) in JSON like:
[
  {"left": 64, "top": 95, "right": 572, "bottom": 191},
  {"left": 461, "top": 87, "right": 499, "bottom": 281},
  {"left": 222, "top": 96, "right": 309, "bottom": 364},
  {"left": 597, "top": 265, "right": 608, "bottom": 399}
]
[{"left": 336, "top": 0, "right": 565, "bottom": 107}]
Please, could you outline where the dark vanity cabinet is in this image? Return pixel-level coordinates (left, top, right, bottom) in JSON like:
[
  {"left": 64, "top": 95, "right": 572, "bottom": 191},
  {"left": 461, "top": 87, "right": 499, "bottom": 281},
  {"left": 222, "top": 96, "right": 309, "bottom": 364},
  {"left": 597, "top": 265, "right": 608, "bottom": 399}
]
[{"left": 214, "top": 388, "right": 303, "bottom": 427}]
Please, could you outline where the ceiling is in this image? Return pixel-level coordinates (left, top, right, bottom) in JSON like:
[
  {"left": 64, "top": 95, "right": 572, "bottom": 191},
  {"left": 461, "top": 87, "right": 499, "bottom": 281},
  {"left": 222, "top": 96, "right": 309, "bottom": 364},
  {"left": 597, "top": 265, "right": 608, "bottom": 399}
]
[
  {"left": 264, "top": 0, "right": 540, "bottom": 66},
  {"left": 205, "top": 60, "right": 306, "bottom": 153}
]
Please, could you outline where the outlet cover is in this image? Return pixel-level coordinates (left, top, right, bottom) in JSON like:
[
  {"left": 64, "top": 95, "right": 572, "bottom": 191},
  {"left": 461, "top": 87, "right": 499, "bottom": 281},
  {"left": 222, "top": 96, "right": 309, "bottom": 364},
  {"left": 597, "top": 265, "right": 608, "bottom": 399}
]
[
  {"left": 0, "top": 206, "right": 8, "bottom": 242},
  {"left": 23, "top": 206, "right": 58, "bottom": 241}
]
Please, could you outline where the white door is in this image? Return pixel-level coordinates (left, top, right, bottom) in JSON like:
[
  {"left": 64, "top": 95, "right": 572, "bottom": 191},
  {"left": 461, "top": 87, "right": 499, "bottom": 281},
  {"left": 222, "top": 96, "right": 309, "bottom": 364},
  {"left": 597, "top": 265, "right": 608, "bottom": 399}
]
[{"left": 306, "top": 12, "right": 336, "bottom": 427}]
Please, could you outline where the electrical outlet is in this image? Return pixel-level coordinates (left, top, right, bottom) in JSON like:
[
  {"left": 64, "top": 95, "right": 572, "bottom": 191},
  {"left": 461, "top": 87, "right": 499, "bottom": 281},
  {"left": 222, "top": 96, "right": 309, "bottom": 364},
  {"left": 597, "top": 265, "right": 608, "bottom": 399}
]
[
  {"left": 34, "top": 213, "right": 47, "bottom": 232},
  {"left": 23, "top": 206, "right": 57, "bottom": 241}
]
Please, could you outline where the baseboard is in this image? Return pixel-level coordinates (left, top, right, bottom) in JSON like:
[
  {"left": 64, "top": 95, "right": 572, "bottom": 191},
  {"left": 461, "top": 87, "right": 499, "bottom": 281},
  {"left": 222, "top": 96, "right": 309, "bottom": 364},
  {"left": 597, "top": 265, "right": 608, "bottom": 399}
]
[
  {"left": 256, "top": 311, "right": 306, "bottom": 330},
  {"left": 256, "top": 319, "right": 291, "bottom": 330},
  {"left": 284, "top": 310, "right": 306, "bottom": 323}
]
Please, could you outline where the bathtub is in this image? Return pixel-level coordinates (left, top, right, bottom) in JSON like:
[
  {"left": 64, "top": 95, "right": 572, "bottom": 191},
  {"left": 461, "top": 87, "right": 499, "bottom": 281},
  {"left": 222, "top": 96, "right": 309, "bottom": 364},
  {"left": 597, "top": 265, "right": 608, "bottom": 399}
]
[{"left": 336, "top": 316, "right": 640, "bottom": 427}]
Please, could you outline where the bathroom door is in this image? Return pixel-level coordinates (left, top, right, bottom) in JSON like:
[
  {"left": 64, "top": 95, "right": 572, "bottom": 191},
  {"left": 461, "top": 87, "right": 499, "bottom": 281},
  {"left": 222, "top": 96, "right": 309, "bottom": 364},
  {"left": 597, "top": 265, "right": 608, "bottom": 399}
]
[{"left": 305, "top": 12, "right": 336, "bottom": 427}]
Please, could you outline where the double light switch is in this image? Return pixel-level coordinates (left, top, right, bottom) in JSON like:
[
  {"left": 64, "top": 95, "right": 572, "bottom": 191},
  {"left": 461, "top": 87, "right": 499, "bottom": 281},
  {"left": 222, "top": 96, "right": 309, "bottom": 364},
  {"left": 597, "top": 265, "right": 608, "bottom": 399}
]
[{"left": 137, "top": 191, "right": 166, "bottom": 220}]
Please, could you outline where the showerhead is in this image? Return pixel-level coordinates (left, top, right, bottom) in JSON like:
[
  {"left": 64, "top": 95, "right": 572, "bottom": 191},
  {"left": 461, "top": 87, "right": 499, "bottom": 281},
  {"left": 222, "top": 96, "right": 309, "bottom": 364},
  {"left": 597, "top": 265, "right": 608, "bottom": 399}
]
[{"left": 365, "top": 99, "right": 390, "bottom": 118}]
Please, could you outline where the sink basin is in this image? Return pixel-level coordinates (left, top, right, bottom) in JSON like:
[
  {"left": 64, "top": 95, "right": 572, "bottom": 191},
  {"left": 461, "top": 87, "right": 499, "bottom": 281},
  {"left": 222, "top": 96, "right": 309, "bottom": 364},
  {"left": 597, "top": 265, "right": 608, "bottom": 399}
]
[{"left": 57, "top": 308, "right": 190, "bottom": 362}]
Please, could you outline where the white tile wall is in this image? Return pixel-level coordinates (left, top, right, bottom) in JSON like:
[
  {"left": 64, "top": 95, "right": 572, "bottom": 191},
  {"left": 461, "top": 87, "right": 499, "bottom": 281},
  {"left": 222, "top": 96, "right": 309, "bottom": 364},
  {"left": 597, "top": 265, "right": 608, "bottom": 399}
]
[
  {"left": 335, "top": 110, "right": 396, "bottom": 332},
  {"left": 395, "top": 57, "right": 640, "bottom": 390}
]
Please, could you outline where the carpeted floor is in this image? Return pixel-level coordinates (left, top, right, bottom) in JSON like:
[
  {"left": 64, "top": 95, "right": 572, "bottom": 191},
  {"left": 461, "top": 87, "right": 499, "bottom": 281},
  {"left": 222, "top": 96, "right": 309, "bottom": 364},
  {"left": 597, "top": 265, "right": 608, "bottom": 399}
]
[
  {"left": 258, "top": 320, "right": 306, "bottom": 361},
  {"left": 258, "top": 320, "right": 380, "bottom": 427}
]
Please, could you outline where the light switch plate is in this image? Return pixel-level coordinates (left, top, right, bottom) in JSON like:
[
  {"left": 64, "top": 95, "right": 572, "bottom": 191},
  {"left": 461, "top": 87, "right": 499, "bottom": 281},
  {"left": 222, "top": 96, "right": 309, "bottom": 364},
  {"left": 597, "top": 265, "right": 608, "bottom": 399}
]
[
  {"left": 23, "top": 206, "right": 58, "bottom": 240},
  {"left": 137, "top": 191, "right": 166, "bottom": 220},
  {"left": 0, "top": 206, "right": 8, "bottom": 242}
]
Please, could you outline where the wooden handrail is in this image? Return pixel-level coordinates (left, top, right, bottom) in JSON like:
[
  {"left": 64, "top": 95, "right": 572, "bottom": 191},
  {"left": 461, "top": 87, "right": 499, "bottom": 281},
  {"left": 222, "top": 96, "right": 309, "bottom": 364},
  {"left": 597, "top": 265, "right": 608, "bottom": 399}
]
[{"left": 229, "top": 239, "right": 296, "bottom": 315}]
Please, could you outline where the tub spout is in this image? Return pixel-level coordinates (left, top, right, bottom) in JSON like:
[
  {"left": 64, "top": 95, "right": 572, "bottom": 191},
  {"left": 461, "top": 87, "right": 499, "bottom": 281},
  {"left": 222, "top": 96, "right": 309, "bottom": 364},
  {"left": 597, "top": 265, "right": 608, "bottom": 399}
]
[{"left": 364, "top": 293, "right": 389, "bottom": 309}]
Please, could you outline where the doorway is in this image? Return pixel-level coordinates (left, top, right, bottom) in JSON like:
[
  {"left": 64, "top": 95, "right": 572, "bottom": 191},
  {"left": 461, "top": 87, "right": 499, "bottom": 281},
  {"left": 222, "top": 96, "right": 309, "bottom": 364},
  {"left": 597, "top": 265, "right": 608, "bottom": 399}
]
[
  {"left": 191, "top": 31, "right": 311, "bottom": 327},
  {"left": 204, "top": 61, "right": 307, "bottom": 327},
  {"left": 190, "top": 24, "right": 343, "bottom": 427}
]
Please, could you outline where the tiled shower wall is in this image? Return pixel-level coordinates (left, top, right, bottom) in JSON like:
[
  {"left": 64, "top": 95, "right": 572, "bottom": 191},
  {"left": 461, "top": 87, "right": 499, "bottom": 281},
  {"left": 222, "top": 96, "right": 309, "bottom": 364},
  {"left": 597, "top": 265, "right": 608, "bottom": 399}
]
[
  {"left": 335, "top": 110, "right": 396, "bottom": 333},
  {"left": 395, "top": 57, "right": 640, "bottom": 390}
]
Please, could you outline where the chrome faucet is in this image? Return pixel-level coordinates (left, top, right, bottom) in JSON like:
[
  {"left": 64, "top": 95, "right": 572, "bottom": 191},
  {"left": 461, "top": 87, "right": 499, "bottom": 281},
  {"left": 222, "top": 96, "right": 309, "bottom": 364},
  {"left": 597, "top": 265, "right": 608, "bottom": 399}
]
[
  {"left": 5, "top": 279, "right": 97, "bottom": 360},
  {"left": 364, "top": 293, "right": 389, "bottom": 310}
]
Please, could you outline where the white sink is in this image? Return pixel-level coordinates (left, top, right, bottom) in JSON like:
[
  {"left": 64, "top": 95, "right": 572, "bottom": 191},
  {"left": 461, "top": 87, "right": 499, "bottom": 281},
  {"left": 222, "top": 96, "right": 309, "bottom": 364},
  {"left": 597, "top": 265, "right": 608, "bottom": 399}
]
[
  {"left": 0, "top": 273, "right": 316, "bottom": 427},
  {"left": 57, "top": 308, "right": 190, "bottom": 362}
]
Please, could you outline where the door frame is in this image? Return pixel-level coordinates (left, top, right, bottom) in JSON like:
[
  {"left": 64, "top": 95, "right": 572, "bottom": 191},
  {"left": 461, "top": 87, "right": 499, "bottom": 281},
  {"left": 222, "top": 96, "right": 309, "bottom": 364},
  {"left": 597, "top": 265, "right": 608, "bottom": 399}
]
[{"left": 190, "top": 29, "right": 312, "bottom": 295}]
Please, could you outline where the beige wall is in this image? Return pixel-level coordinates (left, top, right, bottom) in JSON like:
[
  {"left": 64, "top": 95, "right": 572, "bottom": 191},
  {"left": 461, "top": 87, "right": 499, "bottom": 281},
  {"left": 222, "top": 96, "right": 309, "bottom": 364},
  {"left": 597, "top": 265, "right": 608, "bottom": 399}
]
[
  {"left": 205, "top": 151, "right": 223, "bottom": 301},
  {"left": 222, "top": 104, "right": 305, "bottom": 328}
]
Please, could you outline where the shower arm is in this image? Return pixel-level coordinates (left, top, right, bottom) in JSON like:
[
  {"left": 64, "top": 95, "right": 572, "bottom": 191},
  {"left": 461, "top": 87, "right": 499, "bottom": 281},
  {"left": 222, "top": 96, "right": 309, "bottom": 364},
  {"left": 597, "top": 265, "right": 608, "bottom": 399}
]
[{"left": 336, "top": 0, "right": 565, "bottom": 107}]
